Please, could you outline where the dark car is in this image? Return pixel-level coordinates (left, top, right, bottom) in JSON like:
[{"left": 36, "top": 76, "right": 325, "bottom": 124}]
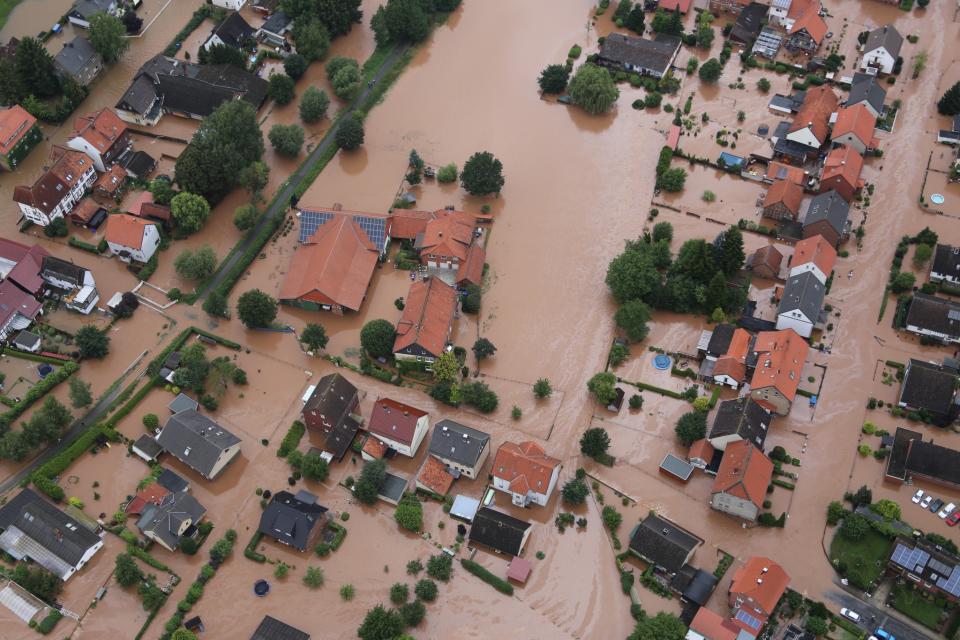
[{"left": 929, "top": 498, "right": 945, "bottom": 513}]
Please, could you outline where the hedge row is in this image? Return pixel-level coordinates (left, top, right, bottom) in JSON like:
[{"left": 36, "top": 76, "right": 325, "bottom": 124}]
[
  {"left": 244, "top": 531, "right": 266, "bottom": 563},
  {"left": 31, "top": 423, "right": 117, "bottom": 501},
  {"left": 772, "top": 479, "right": 796, "bottom": 490},
  {"left": 276, "top": 420, "right": 305, "bottom": 458},
  {"left": 1, "top": 361, "right": 78, "bottom": 427},
  {"left": 624, "top": 380, "right": 686, "bottom": 400},
  {"left": 1, "top": 348, "right": 74, "bottom": 365},
  {"left": 163, "top": 5, "right": 213, "bottom": 57},
  {"left": 68, "top": 237, "right": 101, "bottom": 254},
  {"left": 460, "top": 559, "right": 513, "bottom": 595}
]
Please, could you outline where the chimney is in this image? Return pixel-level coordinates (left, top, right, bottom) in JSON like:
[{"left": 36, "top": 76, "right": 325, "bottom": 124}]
[
  {"left": 757, "top": 578, "right": 763, "bottom": 584},
  {"left": 762, "top": 567, "right": 769, "bottom": 573}
]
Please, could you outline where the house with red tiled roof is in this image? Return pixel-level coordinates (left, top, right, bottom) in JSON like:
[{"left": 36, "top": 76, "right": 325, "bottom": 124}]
[
  {"left": 455, "top": 242, "right": 485, "bottom": 288},
  {"left": 660, "top": 0, "right": 693, "bottom": 13},
  {"left": 785, "top": 3, "right": 827, "bottom": 54},
  {"left": 819, "top": 144, "right": 864, "bottom": 203},
  {"left": 749, "top": 329, "right": 809, "bottom": 415},
  {"left": 415, "top": 454, "right": 455, "bottom": 496},
  {"left": 388, "top": 209, "right": 439, "bottom": 241},
  {"left": 745, "top": 245, "right": 783, "bottom": 280},
  {"left": 126, "top": 190, "right": 171, "bottom": 224},
  {"left": 13, "top": 146, "right": 98, "bottom": 226},
  {"left": 393, "top": 277, "right": 458, "bottom": 365},
  {"left": 414, "top": 210, "right": 476, "bottom": 270},
  {"left": 103, "top": 213, "right": 161, "bottom": 264},
  {"left": 785, "top": 86, "right": 838, "bottom": 151},
  {"left": 278, "top": 214, "right": 380, "bottom": 314},
  {"left": 367, "top": 398, "right": 430, "bottom": 457},
  {"left": 3, "top": 244, "right": 50, "bottom": 297},
  {"left": 67, "top": 108, "right": 130, "bottom": 172},
  {"left": 710, "top": 440, "right": 774, "bottom": 522},
  {"left": 491, "top": 441, "right": 561, "bottom": 507},
  {"left": 361, "top": 436, "right": 387, "bottom": 461},
  {"left": 762, "top": 180, "right": 804, "bottom": 221},
  {"left": 0, "top": 279, "right": 42, "bottom": 341},
  {"left": 686, "top": 606, "right": 741, "bottom": 640},
  {"left": 763, "top": 161, "right": 807, "bottom": 186},
  {"left": 789, "top": 234, "right": 836, "bottom": 284},
  {"left": 0, "top": 105, "right": 41, "bottom": 171},
  {"left": 687, "top": 439, "right": 715, "bottom": 470},
  {"left": 728, "top": 557, "right": 790, "bottom": 634},
  {"left": 712, "top": 328, "right": 753, "bottom": 389},
  {"left": 831, "top": 104, "right": 878, "bottom": 155},
  {"left": 93, "top": 164, "right": 127, "bottom": 200}
]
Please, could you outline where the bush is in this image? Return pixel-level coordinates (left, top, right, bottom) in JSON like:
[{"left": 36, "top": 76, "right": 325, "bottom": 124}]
[
  {"left": 400, "top": 599, "right": 426, "bottom": 626},
  {"left": 299, "top": 86, "right": 330, "bottom": 123},
  {"left": 395, "top": 493, "right": 423, "bottom": 532},
  {"left": 390, "top": 582, "right": 409, "bottom": 605},
  {"left": 675, "top": 411, "right": 706, "bottom": 446},
  {"left": 561, "top": 478, "right": 589, "bottom": 505},
  {"left": 268, "top": 124, "right": 305, "bottom": 156},
  {"left": 406, "top": 560, "right": 423, "bottom": 575},
  {"left": 414, "top": 579, "right": 437, "bottom": 602},
  {"left": 303, "top": 566, "right": 324, "bottom": 588},
  {"left": 426, "top": 554, "right": 452, "bottom": 581},
  {"left": 827, "top": 501, "right": 845, "bottom": 525},
  {"left": 340, "top": 584, "right": 355, "bottom": 600},
  {"left": 267, "top": 73, "right": 295, "bottom": 105},
  {"left": 461, "top": 559, "right": 514, "bottom": 595},
  {"left": 533, "top": 378, "right": 552, "bottom": 399},
  {"left": 436, "top": 163, "right": 458, "bottom": 183},
  {"left": 142, "top": 413, "right": 159, "bottom": 431},
  {"left": 335, "top": 113, "right": 365, "bottom": 150}
]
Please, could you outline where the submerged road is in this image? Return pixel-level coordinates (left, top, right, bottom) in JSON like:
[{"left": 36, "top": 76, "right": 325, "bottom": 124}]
[
  {"left": 196, "top": 44, "right": 408, "bottom": 303},
  {"left": 827, "top": 587, "right": 935, "bottom": 640}
]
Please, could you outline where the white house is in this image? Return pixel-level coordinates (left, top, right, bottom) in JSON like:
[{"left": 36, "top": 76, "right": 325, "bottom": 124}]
[
  {"left": 776, "top": 271, "right": 825, "bottom": 338},
  {"left": 767, "top": 0, "right": 792, "bottom": 27},
  {"left": 860, "top": 25, "right": 903, "bottom": 75},
  {"left": 67, "top": 0, "right": 117, "bottom": 29},
  {"left": 211, "top": 0, "right": 247, "bottom": 9},
  {"left": 788, "top": 235, "right": 836, "bottom": 285},
  {"left": 491, "top": 441, "right": 561, "bottom": 508},
  {"left": 931, "top": 244, "right": 960, "bottom": 287},
  {"left": 67, "top": 109, "right": 130, "bottom": 173},
  {"left": 103, "top": 213, "right": 160, "bottom": 264},
  {"left": 40, "top": 256, "right": 100, "bottom": 315},
  {"left": 427, "top": 420, "right": 491, "bottom": 479},
  {"left": 12, "top": 147, "right": 97, "bottom": 226},
  {"left": 366, "top": 398, "right": 429, "bottom": 458}
]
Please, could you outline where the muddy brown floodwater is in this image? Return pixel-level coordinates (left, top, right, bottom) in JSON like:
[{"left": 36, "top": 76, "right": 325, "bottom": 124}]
[{"left": 1, "top": 0, "right": 959, "bottom": 638}]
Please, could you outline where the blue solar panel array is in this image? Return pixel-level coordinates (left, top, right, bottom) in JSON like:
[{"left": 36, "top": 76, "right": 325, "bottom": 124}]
[
  {"left": 937, "top": 566, "right": 960, "bottom": 598},
  {"left": 735, "top": 610, "right": 762, "bottom": 631},
  {"left": 298, "top": 210, "right": 388, "bottom": 253},
  {"left": 891, "top": 543, "right": 930, "bottom": 572}
]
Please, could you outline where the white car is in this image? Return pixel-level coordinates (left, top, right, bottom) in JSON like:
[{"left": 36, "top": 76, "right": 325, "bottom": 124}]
[
  {"left": 840, "top": 608, "right": 861, "bottom": 623},
  {"left": 921, "top": 494, "right": 934, "bottom": 508},
  {"left": 912, "top": 489, "right": 925, "bottom": 504},
  {"left": 939, "top": 503, "right": 956, "bottom": 519}
]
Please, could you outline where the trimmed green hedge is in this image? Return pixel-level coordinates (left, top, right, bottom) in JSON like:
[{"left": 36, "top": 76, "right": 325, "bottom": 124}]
[
  {"left": 31, "top": 424, "right": 117, "bottom": 501},
  {"left": 244, "top": 531, "right": 266, "bottom": 563},
  {"left": 68, "top": 237, "right": 101, "bottom": 254},
  {"left": 1, "top": 361, "right": 78, "bottom": 425},
  {"left": 36, "top": 610, "right": 62, "bottom": 634},
  {"left": 277, "top": 420, "right": 305, "bottom": 458},
  {"left": 623, "top": 379, "right": 686, "bottom": 400},
  {"left": 328, "top": 522, "right": 347, "bottom": 551},
  {"left": 461, "top": 559, "right": 513, "bottom": 595},
  {"left": 0, "top": 348, "right": 73, "bottom": 365}
]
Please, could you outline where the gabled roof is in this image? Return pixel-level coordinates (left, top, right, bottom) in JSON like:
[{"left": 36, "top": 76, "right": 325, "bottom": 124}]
[
  {"left": 6, "top": 244, "right": 49, "bottom": 294},
  {"left": 428, "top": 419, "right": 490, "bottom": 468},
  {"left": 786, "top": 0, "right": 817, "bottom": 19},
  {"left": 598, "top": 33, "right": 682, "bottom": 74},
  {"left": 302, "top": 373, "right": 358, "bottom": 428},
  {"left": 278, "top": 214, "right": 379, "bottom": 312},
  {"left": 72, "top": 109, "right": 127, "bottom": 154},
  {"left": 792, "top": 234, "right": 836, "bottom": 276},
  {"left": 209, "top": 12, "right": 255, "bottom": 49},
  {"left": 456, "top": 242, "right": 485, "bottom": 287},
  {"left": 750, "top": 329, "right": 809, "bottom": 401},
  {"left": 417, "top": 455, "right": 455, "bottom": 496},
  {"left": 125, "top": 482, "right": 170, "bottom": 515},
  {"left": 833, "top": 103, "right": 877, "bottom": 146},
  {"left": 712, "top": 440, "right": 774, "bottom": 510},
  {"left": 778, "top": 270, "right": 825, "bottom": 321},
  {"left": 763, "top": 179, "right": 804, "bottom": 215},
  {"left": 104, "top": 213, "right": 155, "bottom": 249},
  {"left": 54, "top": 36, "right": 100, "bottom": 78},
  {"left": 0, "top": 105, "right": 36, "bottom": 155},
  {"left": 13, "top": 146, "right": 94, "bottom": 214},
  {"left": 156, "top": 410, "right": 241, "bottom": 479},
  {"left": 904, "top": 293, "right": 960, "bottom": 339},
  {"left": 820, "top": 145, "right": 864, "bottom": 194},
  {"left": 905, "top": 438, "right": 960, "bottom": 488},
  {"left": 0, "top": 489, "right": 102, "bottom": 580},
  {"left": 899, "top": 359, "right": 959, "bottom": 415},
  {"left": 709, "top": 398, "right": 772, "bottom": 448},
  {"left": 136, "top": 490, "right": 206, "bottom": 550},
  {"left": 713, "top": 328, "right": 753, "bottom": 383},
  {"left": 864, "top": 24, "right": 903, "bottom": 58},
  {"left": 628, "top": 513, "right": 701, "bottom": 574},
  {"left": 731, "top": 2, "right": 767, "bottom": 43},
  {"left": 491, "top": 441, "right": 560, "bottom": 496},
  {"left": 0, "top": 237, "right": 31, "bottom": 264},
  {"left": 392, "top": 277, "right": 458, "bottom": 358},
  {"left": 251, "top": 615, "right": 310, "bottom": 640},
  {"left": 0, "top": 280, "right": 42, "bottom": 329},
  {"left": 468, "top": 507, "right": 531, "bottom": 556},
  {"left": 803, "top": 189, "right": 849, "bottom": 235},
  {"left": 747, "top": 245, "right": 784, "bottom": 276},
  {"left": 788, "top": 85, "right": 839, "bottom": 145},
  {"left": 11, "top": 330, "right": 41, "bottom": 351},
  {"left": 688, "top": 438, "right": 715, "bottom": 463},
  {"left": 70, "top": 0, "right": 114, "bottom": 19},
  {"left": 889, "top": 537, "right": 960, "bottom": 599},
  {"left": 414, "top": 210, "right": 475, "bottom": 262},
  {"left": 689, "top": 607, "right": 740, "bottom": 640},
  {"left": 40, "top": 255, "right": 87, "bottom": 287},
  {"left": 388, "top": 209, "right": 438, "bottom": 240},
  {"left": 932, "top": 244, "right": 960, "bottom": 280},
  {"left": 706, "top": 324, "right": 737, "bottom": 356},
  {"left": 257, "top": 490, "right": 327, "bottom": 551},
  {"left": 788, "top": 4, "right": 827, "bottom": 44},
  {"left": 847, "top": 72, "right": 886, "bottom": 114},
  {"left": 362, "top": 436, "right": 387, "bottom": 459},
  {"left": 261, "top": 9, "right": 292, "bottom": 35},
  {"left": 368, "top": 398, "right": 427, "bottom": 447},
  {"left": 765, "top": 161, "right": 806, "bottom": 185},
  {"left": 658, "top": 0, "right": 692, "bottom": 13},
  {"left": 94, "top": 164, "right": 126, "bottom": 194},
  {"left": 729, "top": 557, "right": 790, "bottom": 613}
]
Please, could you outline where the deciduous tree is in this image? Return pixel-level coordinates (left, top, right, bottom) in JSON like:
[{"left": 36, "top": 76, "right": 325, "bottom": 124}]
[
  {"left": 335, "top": 113, "right": 364, "bottom": 150},
  {"left": 538, "top": 64, "right": 569, "bottom": 94},
  {"left": 587, "top": 372, "right": 618, "bottom": 405},
  {"left": 283, "top": 53, "right": 308, "bottom": 79},
  {"left": 580, "top": 427, "right": 611, "bottom": 458},
  {"left": 76, "top": 325, "right": 110, "bottom": 359},
  {"left": 568, "top": 64, "right": 619, "bottom": 114},
  {"left": 614, "top": 299, "right": 652, "bottom": 342},
  {"left": 237, "top": 289, "right": 278, "bottom": 328},
  {"left": 291, "top": 18, "right": 330, "bottom": 62},
  {"left": 174, "top": 245, "right": 217, "bottom": 280},
  {"left": 268, "top": 123, "right": 305, "bottom": 156},
  {"left": 674, "top": 411, "right": 706, "bottom": 446},
  {"left": 301, "top": 323, "right": 328, "bottom": 352},
  {"left": 460, "top": 151, "right": 505, "bottom": 195},
  {"left": 170, "top": 192, "right": 211, "bottom": 234},
  {"left": 68, "top": 377, "right": 92, "bottom": 408},
  {"left": 299, "top": 86, "right": 330, "bottom": 122},
  {"left": 89, "top": 12, "right": 129, "bottom": 63},
  {"left": 268, "top": 73, "right": 296, "bottom": 105},
  {"left": 360, "top": 319, "right": 395, "bottom": 358}
]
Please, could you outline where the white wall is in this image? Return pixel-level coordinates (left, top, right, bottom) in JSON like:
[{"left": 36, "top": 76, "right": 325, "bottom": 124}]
[
  {"left": 788, "top": 262, "right": 829, "bottom": 284},
  {"left": 832, "top": 133, "right": 867, "bottom": 155},
  {"left": 861, "top": 48, "right": 895, "bottom": 74},
  {"left": 712, "top": 492, "right": 759, "bottom": 521},
  {"left": 776, "top": 311, "right": 814, "bottom": 337},
  {"left": 208, "top": 442, "right": 241, "bottom": 480},
  {"left": 786, "top": 126, "right": 822, "bottom": 148},
  {"left": 66, "top": 137, "right": 105, "bottom": 172},
  {"left": 212, "top": 0, "right": 247, "bottom": 8}
]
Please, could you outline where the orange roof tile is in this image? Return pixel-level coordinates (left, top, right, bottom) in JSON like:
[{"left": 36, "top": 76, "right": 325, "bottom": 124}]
[
  {"left": 389, "top": 209, "right": 437, "bottom": 241},
  {"left": 729, "top": 557, "right": 791, "bottom": 615},
  {"left": 126, "top": 190, "right": 153, "bottom": 216},
  {"left": 751, "top": 245, "right": 783, "bottom": 274},
  {"left": 0, "top": 105, "right": 36, "bottom": 156},
  {"left": 787, "top": 0, "right": 818, "bottom": 19},
  {"left": 750, "top": 329, "right": 809, "bottom": 402},
  {"left": 455, "top": 242, "right": 485, "bottom": 287},
  {"left": 765, "top": 161, "right": 806, "bottom": 185},
  {"left": 72, "top": 108, "right": 128, "bottom": 154},
  {"left": 417, "top": 455, "right": 454, "bottom": 495},
  {"left": 71, "top": 197, "right": 101, "bottom": 224},
  {"left": 788, "top": 86, "right": 839, "bottom": 146},
  {"left": 832, "top": 104, "right": 877, "bottom": 147},
  {"left": 368, "top": 398, "right": 427, "bottom": 446},
  {"left": 689, "top": 607, "right": 740, "bottom": 640},
  {"left": 666, "top": 124, "right": 681, "bottom": 150},
  {"left": 492, "top": 441, "right": 560, "bottom": 496},
  {"left": 417, "top": 210, "right": 475, "bottom": 262},
  {"left": 792, "top": 234, "right": 836, "bottom": 277},
  {"left": 94, "top": 164, "right": 126, "bottom": 194},
  {"left": 104, "top": 213, "right": 155, "bottom": 248},
  {"left": 763, "top": 180, "right": 804, "bottom": 216},
  {"left": 789, "top": 6, "right": 827, "bottom": 44},
  {"left": 362, "top": 436, "right": 387, "bottom": 459},
  {"left": 713, "top": 328, "right": 752, "bottom": 383},
  {"left": 124, "top": 482, "right": 171, "bottom": 515},
  {"left": 393, "top": 277, "right": 458, "bottom": 358},
  {"left": 688, "top": 438, "right": 715, "bottom": 463},
  {"left": 13, "top": 146, "right": 93, "bottom": 214},
  {"left": 711, "top": 440, "right": 774, "bottom": 509},
  {"left": 820, "top": 145, "right": 864, "bottom": 193},
  {"left": 278, "top": 214, "right": 379, "bottom": 312},
  {"left": 659, "top": 0, "right": 693, "bottom": 13}
]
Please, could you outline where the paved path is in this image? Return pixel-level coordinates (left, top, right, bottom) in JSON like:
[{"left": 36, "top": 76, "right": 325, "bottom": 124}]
[
  {"left": 196, "top": 44, "right": 407, "bottom": 302},
  {"left": 827, "top": 587, "right": 935, "bottom": 640}
]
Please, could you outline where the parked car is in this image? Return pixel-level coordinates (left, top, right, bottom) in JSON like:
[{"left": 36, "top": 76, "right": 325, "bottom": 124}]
[
  {"left": 947, "top": 511, "right": 960, "bottom": 527},
  {"left": 921, "top": 494, "right": 933, "bottom": 508},
  {"left": 840, "top": 608, "right": 861, "bottom": 623},
  {"left": 874, "top": 629, "right": 895, "bottom": 640},
  {"left": 929, "top": 498, "right": 944, "bottom": 513},
  {"left": 939, "top": 503, "right": 956, "bottom": 519},
  {"left": 912, "top": 489, "right": 924, "bottom": 504}
]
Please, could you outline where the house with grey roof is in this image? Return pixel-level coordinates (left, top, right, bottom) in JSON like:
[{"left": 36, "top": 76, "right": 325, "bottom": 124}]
[
  {"left": 156, "top": 410, "right": 241, "bottom": 480},
  {"left": 257, "top": 490, "right": 328, "bottom": 552},
  {"left": 468, "top": 507, "right": 532, "bottom": 556},
  {"left": 597, "top": 32, "right": 682, "bottom": 79},
  {"left": 708, "top": 398, "right": 772, "bottom": 452},
  {"left": 628, "top": 513, "right": 702, "bottom": 576},
  {"left": 136, "top": 490, "right": 206, "bottom": 552},
  {"left": 898, "top": 359, "right": 960, "bottom": 426},
  {"left": 888, "top": 537, "right": 960, "bottom": 602},
  {"left": 54, "top": 37, "right": 102, "bottom": 86},
  {"left": 251, "top": 615, "right": 310, "bottom": 640},
  {"left": 775, "top": 271, "right": 825, "bottom": 338},
  {"left": 301, "top": 373, "right": 362, "bottom": 461},
  {"left": 860, "top": 24, "right": 903, "bottom": 75},
  {"left": 427, "top": 419, "right": 491, "bottom": 479},
  {"left": 846, "top": 72, "right": 886, "bottom": 118},
  {"left": 203, "top": 12, "right": 255, "bottom": 51},
  {"left": 802, "top": 189, "right": 850, "bottom": 247},
  {"left": 0, "top": 489, "right": 104, "bottom": 581},
  {"left": 904, "top": 293, "right": 960, "bottom": 345},
  {"left": 67, "top": 0, "right": 116, "bottom": 29},
  {"left": 931, "top": 244, "right": 960, "bottom": 288},
  {"left": 11, "top": 330, "right": 40, "bottom": 353},
  {"left": 258, "top": 10, "right": 293, "bottom": 46}
]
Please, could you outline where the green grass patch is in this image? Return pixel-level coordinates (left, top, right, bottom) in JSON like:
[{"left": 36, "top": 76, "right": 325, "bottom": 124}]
[
  {"left": 277, "top": 420, "right": 305, "bottom": 458},
  {"left": 36, "top": 609, "right": 62, "bottom": 634},
  {"left": 829, "top": 528, "right": 894, "bottom": 590},
  {"left": 891, "top": 582, "right": 943, "bottom": 629}
]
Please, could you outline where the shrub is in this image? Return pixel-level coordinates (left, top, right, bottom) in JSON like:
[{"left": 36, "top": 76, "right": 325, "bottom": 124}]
[
  {"left": 436, "top": 163, "right": 458, "bottom": 183},
  {"left": 426, "top": 554, "right": 452, "bottom": 581},
  {"left": 533, "top": 378, "right": 552, "bottom": 399},
  {"left": 400, "top": 599, "right": 426, "bottom": 626},
  {"left": 561, "top": 478, "right": 589, "bottom": 505},
  {"left": 142, "top": 413, "right": 159, "bottom": 430},
  {"left": 461, "top": 559, "right": 514, "bottom": 595},
  {"left": 406, "top": 560, "right": 423, "bottom": 575},
  {"left": 395, "top": 493, "right": 423, "bottom": 532},
  {"left": 414, "top": 579, "right": 437, "bottom": 602},
  {"left": 390, "top": 582, "right": 409, "bottom": 604},
  {"left": 268, "top": 124, "right": 305, "bottom": 156},
  {"left": 267, "top": 73, "right": 295, "bottom": 105},
  {"left": 303, "top": 566, "right": 324, "bottom": 588}
]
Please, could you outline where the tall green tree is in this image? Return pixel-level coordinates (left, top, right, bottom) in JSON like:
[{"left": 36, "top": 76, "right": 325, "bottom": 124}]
[
  {"left": 89, "top": 12, "right": 129, "bottom": 63},
  {"left": 629, "top": 612, "right": 687, "bottom": 640},
  {"left": 360, "top": 319, "right": 396, "bottom": 358},
  {"left": 175, "top": 101, "right": 264, "bottom": 202},
  {"left": 301, "top": 323, "right": 329, "bottom": 352},
  {"left": 283, "top": 53, "right": 308, "bottom": 79},
  {"left": 384, "top": 0, "right": 431, "bottom": 43},
  {"left": 238, "top": 161, "right": 269, "bottom": 196},
  {"left": 568, "top": 64, "right": 619, "bottom": 114},
  {"left": 538, "top": 64, "right": 570, "bottom": 94},
  {"left": 237, "top": 289, "right": 278, "bottom": 328},
  {"left": 460, "top": 151, "right": 505, "bottom": 195},
  {"left": 625, "top": 5, "right": 645, "bottom": 33},
  {"left": 717, "top": 225, "right": 745, "bottom": 275},
  {"left": 201, "top": 43, "right": 246, "bottom": 67},
  {"left": 698, "top": 58, "right": 723, "bottom": 83},
  {"left": 587, "top": 372, "right": 618, "bottom": 405},
  {"left": 605, "top": 246, "right": 660, "bottom": 303},
  {"left": 938, "top": 81, "right": 960, "bottom": 115},
  {"left": 580, "top": 427, "right": 611, "bottom": 458},
  {"left": 299, "top": 86, "right": 330, "bottom": 122},
  {"left": 335, "top": 113, "right": 364, "bottom": 150},
  {"left": 357, "top": 604, "right": 405, "bottom": 640},
  {"left": 675, "top": 411, "right": 707, "bottom": 446},
  {"left": 170, "top": 192, "right": 211, "bottom": 234},
  {"left": 672, "top": 239, "right": 717, "bottom": 282},
  {"left": 16, "top": 37, "right": 59, "bottom": 98},
  {"left": 651, "top": 8, "right": 683, "bottom": 35},
  {"left": 355, "top": 459, "right": 387, "bottom": 504},
  {"left": 174, "top": 245, "right": 217, "bottom": 280},
  {"left": 268, "top": 123, "right": 305, "bottom": 156},
  {"left": 68, "top": 377, "right": 93, "bottom": 408},
  {"left": 291, "top": 18, "right": 331, "bottom": 62},
  {"left": 268, "top": 73, "right": 296, "bottom": 105},
  {"left": 76, "top": 325, "right": 110, "bottom": 359},
  {"left": 614, "top": 299, "right": 652, "bottom": 342}
]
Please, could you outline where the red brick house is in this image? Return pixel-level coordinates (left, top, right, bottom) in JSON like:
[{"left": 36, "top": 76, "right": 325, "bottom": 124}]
[
  {"left": 762, "top": 180, "right": 804, "bottom": 220},
  {"left": 728, "top": 557, "right": 790, "bottom": 635},
  {"left": 819, "top": 145, "right": 864, "bottom": 203}
]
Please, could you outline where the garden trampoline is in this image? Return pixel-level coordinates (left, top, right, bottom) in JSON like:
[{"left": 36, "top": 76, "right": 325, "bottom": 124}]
[
  {"left": 253, "top": 580, "right": 270, "bottom": 597},
  {"left": 653, "top": 354, "right": 671, "bottom": 370}
]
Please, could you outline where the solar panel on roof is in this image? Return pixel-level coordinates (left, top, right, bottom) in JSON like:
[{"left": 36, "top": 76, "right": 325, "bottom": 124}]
[
  {"left": 659, "top": 454, "right": 694, "bottom": 481},
  {"left": 298, "top": 210, "right": 387, "bottom": 252},
  {"left": 891, "top": 543, "right": 930, "bottom": 572},
  {"left": 938, "top": 567, "right": 960, "bottom": 597},
  {"left": 298, "top": 210, "right": 332, "bottom": 243},
  {"left": 928, "top": 557, "right": 954, "bottom": 576},
  {"left": 735, "top": 610, "right": 762, "bottom": 630}
]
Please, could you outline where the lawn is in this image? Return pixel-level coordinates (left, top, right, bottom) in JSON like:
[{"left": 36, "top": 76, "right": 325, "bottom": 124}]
[
  {"left": 829, "top": 528, "right": 894, "bottom": 590},
  {"left": 0, "top": 0, "right": 22, "bottom": 29},
  {"left": 891, "top": 582, "right": 944, "bottom": 630}
]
